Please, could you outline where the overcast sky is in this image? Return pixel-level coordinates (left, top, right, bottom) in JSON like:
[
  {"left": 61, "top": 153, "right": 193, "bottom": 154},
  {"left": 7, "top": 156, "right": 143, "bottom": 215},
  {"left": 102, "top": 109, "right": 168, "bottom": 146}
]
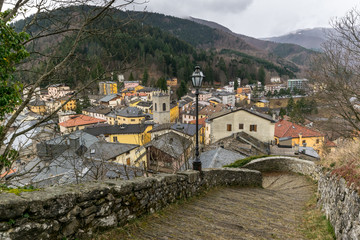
[{"left": 133, "top": 0, "right": 359, "bottom": 38}]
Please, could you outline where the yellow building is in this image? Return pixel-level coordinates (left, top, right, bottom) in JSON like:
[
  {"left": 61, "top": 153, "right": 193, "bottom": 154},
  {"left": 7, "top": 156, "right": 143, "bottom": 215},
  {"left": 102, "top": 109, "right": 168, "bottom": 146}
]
[
  {"left": 274, "top": 119, "right": 325, "bottom": 153},
  {"left": 255, "top": 100, "right": 270, "bottom": 108},
  {"left": 58, "top": 96, "right": 77, "bottom": 111},
  {"left": 170, "top": 103, "right": 179, "bottom": 122},
  {"left": 99, "top": 81, "right": 118, "bottom": 95},
  {"left": 167, "top": 77, "right": 178, "bottom": 87},
  {"left": 85, "top": 141, "right": 146, "bottom": 167},
  {"left": 129, "top": 99, "right": 141, "bottom": 107},
  {"left": 29, "top": 99, "right": 46, "bottom": 115},
  {"left": 136, "top": 101, "right": 153, "bottom": 114},
  {"left": 84, "top": 124, "right": 153, "bottom": 146},
  {"left": 115, "top": 107, "right": 147, "bottom": 125},
  {"left": 134, "top": 85, "right": 145, "bottom": 92}
]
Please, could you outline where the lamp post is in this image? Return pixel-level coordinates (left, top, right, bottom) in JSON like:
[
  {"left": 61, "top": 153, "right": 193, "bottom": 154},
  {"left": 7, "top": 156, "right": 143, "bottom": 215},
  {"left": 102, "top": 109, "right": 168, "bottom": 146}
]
[{"left": 191, "top": 66, "right": 204, "bottom": 171}]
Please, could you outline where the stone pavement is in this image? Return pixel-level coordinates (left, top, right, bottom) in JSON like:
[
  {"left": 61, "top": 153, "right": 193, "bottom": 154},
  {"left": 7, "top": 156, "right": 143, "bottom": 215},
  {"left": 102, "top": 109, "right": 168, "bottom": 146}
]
[{"left": 97, "top": 172, "right": 315, "bottom": 240}]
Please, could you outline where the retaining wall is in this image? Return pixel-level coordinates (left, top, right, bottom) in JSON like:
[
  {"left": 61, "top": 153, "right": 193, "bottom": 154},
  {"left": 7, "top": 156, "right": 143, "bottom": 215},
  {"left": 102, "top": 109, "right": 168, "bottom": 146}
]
[
  {"left": 0, "top": 168, "right": 261, "bottom": 240},
  {"left": 244, "top": 156, "right": 360, "bottom": 239}
]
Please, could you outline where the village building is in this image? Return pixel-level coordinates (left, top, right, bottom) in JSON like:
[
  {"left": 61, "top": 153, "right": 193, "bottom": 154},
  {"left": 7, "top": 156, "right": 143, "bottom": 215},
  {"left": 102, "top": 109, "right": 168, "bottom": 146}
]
[
  {"left": 274, "top": 119, "right": 325, "bottom": 153},
  {"left": 205, "top": 108, "right": 276, "bottom": 145},
  {"left": 83, "top": 123, "right": 153, "bottom": 146},
  {"left": 145, "top": 132, "right": 192, "bottom": 173},
  {"left": 99, "top": 81, "right": 118, "bottom": 95},
  {"left": 58, "top": 114, "right": 106, "bottom": 134}
]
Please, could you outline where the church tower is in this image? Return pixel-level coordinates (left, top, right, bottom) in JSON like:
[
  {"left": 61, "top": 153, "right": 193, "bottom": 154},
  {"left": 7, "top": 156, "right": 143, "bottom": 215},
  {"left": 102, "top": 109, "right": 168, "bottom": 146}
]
[{"left": 152, "top": 92, "right": 170, "bottom": 124}]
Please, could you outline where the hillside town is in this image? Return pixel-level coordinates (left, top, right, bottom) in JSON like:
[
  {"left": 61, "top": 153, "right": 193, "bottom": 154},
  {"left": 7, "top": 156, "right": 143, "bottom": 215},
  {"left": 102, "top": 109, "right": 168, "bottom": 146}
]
[{"left": 1, "top": 73, "right": 337, "bottom": 187}]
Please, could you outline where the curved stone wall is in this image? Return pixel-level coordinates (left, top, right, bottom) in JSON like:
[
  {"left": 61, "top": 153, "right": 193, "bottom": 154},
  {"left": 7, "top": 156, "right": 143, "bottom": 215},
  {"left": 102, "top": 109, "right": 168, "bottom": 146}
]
[
  {"left": 0, "top": 168, "right": 261, "bottom": 240},
  {"left": 243, "top": 156, "right": 321, "bottom": 180}
]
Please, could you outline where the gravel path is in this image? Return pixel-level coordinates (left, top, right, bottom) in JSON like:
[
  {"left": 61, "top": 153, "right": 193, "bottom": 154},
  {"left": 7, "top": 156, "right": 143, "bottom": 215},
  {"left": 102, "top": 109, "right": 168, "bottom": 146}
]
[{"left": 96, "top": 172, "right": 316, "bottom": 240}]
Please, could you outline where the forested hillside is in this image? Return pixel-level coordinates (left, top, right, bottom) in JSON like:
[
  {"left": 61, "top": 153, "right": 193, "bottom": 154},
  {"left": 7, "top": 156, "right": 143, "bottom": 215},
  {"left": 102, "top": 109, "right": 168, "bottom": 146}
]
[{"left": 13, "top": 6, "right": 307, "bottom": 89}]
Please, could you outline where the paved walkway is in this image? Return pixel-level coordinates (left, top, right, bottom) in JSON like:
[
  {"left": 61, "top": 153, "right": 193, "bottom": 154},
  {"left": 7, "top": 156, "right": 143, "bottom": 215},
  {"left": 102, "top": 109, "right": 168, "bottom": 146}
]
[{"left": 97, "top": 172, "right": 316, "bottom": 240}]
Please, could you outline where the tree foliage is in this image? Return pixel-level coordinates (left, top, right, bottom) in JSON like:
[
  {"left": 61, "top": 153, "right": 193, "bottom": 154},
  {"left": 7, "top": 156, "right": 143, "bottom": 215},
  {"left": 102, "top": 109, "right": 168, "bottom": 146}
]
[
  {"left": 310, "top": 9, "right": 360, "bottom": 136},
  {"left": 0, "top": 14, "right": 29, "bottom": 121}
]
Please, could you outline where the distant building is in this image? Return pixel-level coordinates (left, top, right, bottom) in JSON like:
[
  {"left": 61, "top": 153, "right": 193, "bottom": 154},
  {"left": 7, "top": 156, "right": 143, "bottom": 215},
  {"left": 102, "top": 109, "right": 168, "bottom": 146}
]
[
  {"left": 270, "top": 77, "right": 281, "bottom": 83},
  {"left": 167, "top": 77, "right": 178, "bottom": 87},
  {"left": 99, "top": 81, "right": 118, "bottom": 95},
  {"left": 287, "top": 79, "right": 309, "bottom": 91},
  {"left": 28, "top": 99, "right": 46, "bottom": 115},
  {"left": 153, "top": 92, "right": 170, "bottom": 124},
  {"left": 47, "top": 84, "right": 74, "bottom": 99},
  {"left": 212, "top": 92, "right": 236, "bottom": 107},
  {"left": 58, "top": 114, "right": 106, "bottom": 134},
  {"left": 264, "top": 84, "right": 286, "bottom": 94},
  {"left": 124, "top": 81, "right": 140, "bottom": 89}
]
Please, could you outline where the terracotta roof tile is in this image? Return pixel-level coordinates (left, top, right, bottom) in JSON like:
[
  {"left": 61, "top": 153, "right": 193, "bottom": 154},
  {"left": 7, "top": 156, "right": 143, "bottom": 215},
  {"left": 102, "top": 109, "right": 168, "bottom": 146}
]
[
  {"left": 275, "top": 119, "right": 324, "bottom": 138},
  {"left": 59, "top": 114, "right": 106, "bottom": 128}
]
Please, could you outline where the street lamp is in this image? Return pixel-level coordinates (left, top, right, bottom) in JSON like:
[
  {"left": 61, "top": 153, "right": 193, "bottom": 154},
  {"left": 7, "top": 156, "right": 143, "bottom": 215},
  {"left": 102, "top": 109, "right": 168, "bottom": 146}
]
[{"left": 191, "top": 66, "right": 204, "bottom": 171}]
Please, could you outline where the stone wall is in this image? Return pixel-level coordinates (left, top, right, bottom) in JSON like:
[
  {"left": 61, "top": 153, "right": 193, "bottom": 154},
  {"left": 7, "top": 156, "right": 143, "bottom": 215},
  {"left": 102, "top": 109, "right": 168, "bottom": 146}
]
[
  {"left": 243, "top": 156, "right": 360, "bottom": 239},
  {"left": 318, "top": 173, "right": 360, "bottom": 239},
  {"left": 0, "top": 168, "right": 261, "bottom": 240},
  {"left": 243, "top": 156, "right": 321, "bottom": 180}
]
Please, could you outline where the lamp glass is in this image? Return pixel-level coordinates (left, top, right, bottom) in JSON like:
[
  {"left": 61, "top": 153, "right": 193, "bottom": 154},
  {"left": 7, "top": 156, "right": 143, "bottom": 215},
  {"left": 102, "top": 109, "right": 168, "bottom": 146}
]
[{"left": 191, "top": 66, "right": 204, "bottom": 88}]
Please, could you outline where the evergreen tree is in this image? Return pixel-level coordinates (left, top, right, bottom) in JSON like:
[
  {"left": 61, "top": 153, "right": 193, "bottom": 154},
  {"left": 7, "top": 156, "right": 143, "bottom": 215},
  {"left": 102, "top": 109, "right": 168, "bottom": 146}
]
[
  {"left": 286, "top": 97, "right": 295, "bottom": 114},
  {"left": 157, "top": 77, "right": 167, "bottom": 91},
  {"left": 279, "top": 107, "right": 286, "bottom": 119},
  {"left": 234, "top": 79, "right": 239, "bottom": 90},
  {"left": 129, "top": 72, "right": 134, "bottom": 81},
  {"left": 142, "top": 68, "right": 149, "bottom": 86},
  {"left": 258, "top": 66, "right": 266, "bottom": 85},
  {"left": 176, "top": 80, "right": 188, "bottom": 99}
]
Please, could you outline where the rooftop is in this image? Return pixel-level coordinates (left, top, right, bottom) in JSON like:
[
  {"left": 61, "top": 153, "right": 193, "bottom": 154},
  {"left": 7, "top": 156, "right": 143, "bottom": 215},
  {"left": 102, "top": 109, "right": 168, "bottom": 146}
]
[
  {"left": 84, "top": 123, "right": 152, "bottom": 136},
  {"left": 275, "top": 119, "right": 324, "bottom": 138},
  {"left": 59, "top": 115, "right": 106, "bottom": 128}
]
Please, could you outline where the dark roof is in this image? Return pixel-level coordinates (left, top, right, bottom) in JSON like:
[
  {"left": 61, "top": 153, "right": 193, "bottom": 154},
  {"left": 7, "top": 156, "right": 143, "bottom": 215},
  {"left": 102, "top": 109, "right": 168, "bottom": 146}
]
[
  {"left": 116, "top": 107, "right": 145, "bottom": 117},
  {"left": 137, "top": 101, "right": 153, "bottom": 107},
  {"left": 149, "top": 123, "right": 200, "bottom": 137},
  {"left": 145, "top": 132, "right": 191, "bottom": 159},
  {"left": 29, "top": 99, "right": 45, "bottom": 106},
  {"left": 189, "top": 147, "right": 245, "bottom": 168},
  {"left": 84, "top": 124, "right": 151, "bottom": 136},
  {"left": 170, "top": 103, "right": 178, "bottom": 109},
  {"left": 137, "top": 87, "right": 159, "bottom": 93},
  {"left": 84, "top": 142, "right": 139, "bottom": 160},
  {"left": 208, "top": 108, "right": 276, "bottom": 123},
  {"left": 83, "top": 105, "right": 112, "bottom": 115}
]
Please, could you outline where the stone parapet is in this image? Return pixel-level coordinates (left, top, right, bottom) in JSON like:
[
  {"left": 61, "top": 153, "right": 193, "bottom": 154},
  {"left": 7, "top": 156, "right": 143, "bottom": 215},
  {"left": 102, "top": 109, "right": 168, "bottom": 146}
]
[
  {"left": 0, "top": 168, "right": 261, "bottom": 240},
  {"left": 243, "top": 156, "right": 321, "bottom": 180}
]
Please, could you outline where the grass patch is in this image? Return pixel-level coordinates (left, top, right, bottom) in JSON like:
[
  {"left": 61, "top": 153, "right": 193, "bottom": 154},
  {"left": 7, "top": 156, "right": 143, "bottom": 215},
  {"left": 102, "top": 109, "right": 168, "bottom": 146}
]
[
  {"left": 0, "top": 184, "right": 39, "bottom": 195},
  {"left": 223, "top": 155, "right": 270, "bottom": 168},
  {"left": 300, "top": 192, "right": 336, "bottom": 240}
]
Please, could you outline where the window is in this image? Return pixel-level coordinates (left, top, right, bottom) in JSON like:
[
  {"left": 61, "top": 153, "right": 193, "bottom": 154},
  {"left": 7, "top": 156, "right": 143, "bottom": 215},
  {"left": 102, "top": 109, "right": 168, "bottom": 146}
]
[
  {"left": 250, "top": 125, "right": 257, "bottom": 132},
  {"left": 126, "top": 151, "right": 130, "bottom": 155},
  {"left": 163, "top": 103, "right": 166, "bottom": 111},
  {"left": 227, "top": 124, "right": 232, "bottom": 131},
  {"left": 302, "top": 140, "right": 306, "bottom": 145},
  {"left": 316, "top": 139, "right": 320, "bottom": 144},
  {"left": 155, "top": 103, "right": 157, "bottom": 111},
  {"left": 113, "top": 136, "right": 118, "bottom": 142},
  {"left": 131, "top": 119, "right": 135, "bottom": 122},
  {"left": 239, "top": 124, "right": 244, "bottom": 130},
  {"left": 126, "top": 158, "right": 131, "bottom": 165}
]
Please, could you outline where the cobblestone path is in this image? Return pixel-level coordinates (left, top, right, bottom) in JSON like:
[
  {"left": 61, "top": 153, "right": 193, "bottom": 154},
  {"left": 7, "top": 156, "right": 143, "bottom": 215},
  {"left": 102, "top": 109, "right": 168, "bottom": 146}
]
[{"left": 96, "top": 172, "right": 316, "bottom": 240}]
